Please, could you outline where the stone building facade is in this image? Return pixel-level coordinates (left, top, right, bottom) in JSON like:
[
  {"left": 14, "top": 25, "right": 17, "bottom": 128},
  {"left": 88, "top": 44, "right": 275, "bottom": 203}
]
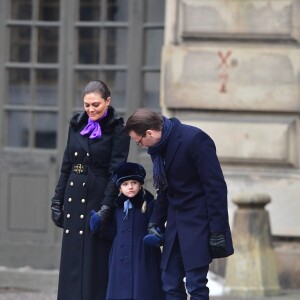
[
  {"left": 0, "top": 0, "right": 299, "bottom": 288},
  {"left": 160, "top": 0, "right": 300, "bottom": 287}
]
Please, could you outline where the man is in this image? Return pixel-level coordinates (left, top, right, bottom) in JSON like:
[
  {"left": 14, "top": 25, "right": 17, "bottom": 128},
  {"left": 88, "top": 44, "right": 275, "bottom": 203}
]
[{"left": 125, "top": 108, "right": 234, "bottom": 300}]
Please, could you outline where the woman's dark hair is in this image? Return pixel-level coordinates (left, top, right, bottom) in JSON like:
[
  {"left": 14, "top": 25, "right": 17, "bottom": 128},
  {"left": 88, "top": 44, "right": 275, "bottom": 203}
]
[
  {"left": 83, "top": 80, "right": 111, "bottom": 100},
  {"left": 125, "top": 108, "right": 163, "bottom": 135}
]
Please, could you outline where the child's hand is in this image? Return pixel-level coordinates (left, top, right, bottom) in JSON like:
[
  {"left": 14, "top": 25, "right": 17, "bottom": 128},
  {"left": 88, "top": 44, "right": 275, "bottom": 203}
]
[
  {"left": 89, "top": 210, "right": 102, "bottom": 233},
  {"left": 143, "top": 223, "right": 164, "bottom": 247}
]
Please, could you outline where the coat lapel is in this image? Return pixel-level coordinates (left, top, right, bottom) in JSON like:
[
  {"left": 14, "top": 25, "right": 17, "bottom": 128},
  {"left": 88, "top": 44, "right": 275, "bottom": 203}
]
[
  {"left": 73, "top": 126, "right": 90, "bottom": 153},
  {"left": 165, "top": 119, "right": 182, "bottom": 173},
  {"left": 88, "top": 136, "right": 104, "bottom": 145}
]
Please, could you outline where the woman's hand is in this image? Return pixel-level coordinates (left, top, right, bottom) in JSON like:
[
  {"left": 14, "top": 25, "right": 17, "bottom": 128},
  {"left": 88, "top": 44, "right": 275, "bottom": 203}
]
[
  {"left": 51, "top": 198, "right": 64, "bottom": 228},
  {"left": 89, "top": 205, "right": 112, "bottom": 233}
]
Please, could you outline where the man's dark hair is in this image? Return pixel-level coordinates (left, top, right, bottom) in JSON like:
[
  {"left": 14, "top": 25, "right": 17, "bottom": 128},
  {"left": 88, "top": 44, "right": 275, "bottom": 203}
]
[{"left": 125, "top": 108, "right": 163, "bottom": 135}]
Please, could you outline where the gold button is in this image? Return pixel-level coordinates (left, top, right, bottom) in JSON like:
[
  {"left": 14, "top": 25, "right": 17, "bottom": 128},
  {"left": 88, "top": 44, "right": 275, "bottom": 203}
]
[
  {"left": 67, "top": 214, "right": 70, "bottom": 218},
  {"left": 74, "top": 152, "right": 78, "bottom": 156},
  {"left": 79, "top": 230, "right": 83, "bottom": 235},
  {"left": 65, "top": 229, "right": 69, "bottom": 234},
  {"left": 80, "top": 215, "right": 84, "bottom": 219},
  {"left": 81, "top": 199, "right": 85, "bottom": 203},
  {"left": 68, "top": 198, "right": 72, "bottom": 202},
  {"left": 70, "top": 182, "right": 74, "bottom": 186}
]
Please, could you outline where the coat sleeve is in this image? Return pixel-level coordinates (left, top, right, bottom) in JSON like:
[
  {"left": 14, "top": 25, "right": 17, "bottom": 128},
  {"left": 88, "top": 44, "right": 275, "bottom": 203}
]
[
  {"left": 190, "top": 132, "right": 229, "bottom": 232},
  {"left": 52, "top": 126, "right": 73, "bottom": 202},
  {"left": 103, "top": 210, "right": 117, "bottom": 241},
  {"left": 149, "top": 190, "right": 168, "bottom": 228},
  {"left": 101, "top": 125, "right": 130, "bottom": 207}
]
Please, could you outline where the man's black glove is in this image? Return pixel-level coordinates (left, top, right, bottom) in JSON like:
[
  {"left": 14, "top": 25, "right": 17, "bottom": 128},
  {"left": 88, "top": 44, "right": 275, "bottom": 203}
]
[
  {"left": 143, "top": 223, "right": 164, "bottom": 247},
  {"left": 51, "top": 198, "right": 64, "bottom": 228},
  {"left": 90, "top": 205, "right": 112, "bottom": 234},
  {"left": 209, "top": 232, "right": 227, "bottom": 258}
]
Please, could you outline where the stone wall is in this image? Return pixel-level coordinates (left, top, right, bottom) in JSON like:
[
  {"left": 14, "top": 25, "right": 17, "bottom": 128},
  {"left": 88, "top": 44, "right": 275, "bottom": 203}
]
[
  {"left": 161, "top": 0, "right": 300, "bottom": 237},
  {"left": 161, "top": 0, "right": 300, "bottom": 287}
]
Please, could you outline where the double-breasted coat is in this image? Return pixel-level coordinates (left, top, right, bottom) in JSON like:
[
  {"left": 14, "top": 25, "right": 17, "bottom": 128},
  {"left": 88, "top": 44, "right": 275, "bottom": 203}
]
[
  {"left": 106, "top": 190, "right": 165, "bottom": 300},
  {"left": 151, "top": 118, "right": 234, "bottom": 271},
  {"left": 52, "top": 107, "right": 130, "bottom": 300}
]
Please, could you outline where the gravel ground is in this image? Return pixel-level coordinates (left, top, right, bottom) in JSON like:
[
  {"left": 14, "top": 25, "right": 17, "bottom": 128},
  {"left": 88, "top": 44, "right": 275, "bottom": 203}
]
[
  {"left": 0, "top": 289, "right": 56, "bottom": 300},
  {"left": 0, "top": 267, "right": 299, "bottom": 300}
]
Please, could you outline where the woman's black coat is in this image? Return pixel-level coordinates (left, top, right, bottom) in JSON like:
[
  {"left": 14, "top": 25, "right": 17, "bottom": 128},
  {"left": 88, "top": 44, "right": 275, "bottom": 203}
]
[{"left": 51, "top": 107, "right": 130, "bottom": 300}]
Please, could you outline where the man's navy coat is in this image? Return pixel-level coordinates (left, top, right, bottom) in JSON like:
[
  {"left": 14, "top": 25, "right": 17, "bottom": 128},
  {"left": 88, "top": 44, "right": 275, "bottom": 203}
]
[{"left": 151, "top": 118, "right": 234, "bottom": 271}]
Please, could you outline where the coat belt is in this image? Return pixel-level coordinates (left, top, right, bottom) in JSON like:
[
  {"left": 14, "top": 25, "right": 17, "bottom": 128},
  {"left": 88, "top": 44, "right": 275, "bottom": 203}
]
[
  {"left": 72, "top": 164, "right": 108, "bottom": 177},
  {"left": 72, "top": 164, "right": 88, "bottom": 174}
]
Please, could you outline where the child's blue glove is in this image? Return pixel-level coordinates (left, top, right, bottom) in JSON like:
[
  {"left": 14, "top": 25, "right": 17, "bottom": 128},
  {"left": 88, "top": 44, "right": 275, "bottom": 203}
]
[
  {"left": 89, "top": 210, "right": 102, "bottom": 233},
  {"left": 143, "top": 223, "right": 164, "bottom": 247}
]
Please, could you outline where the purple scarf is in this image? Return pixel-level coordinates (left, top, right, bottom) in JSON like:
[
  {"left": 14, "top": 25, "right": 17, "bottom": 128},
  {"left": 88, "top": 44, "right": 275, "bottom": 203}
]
[{"left": 80, "top": 110, "right": 108, "bottom": 139}]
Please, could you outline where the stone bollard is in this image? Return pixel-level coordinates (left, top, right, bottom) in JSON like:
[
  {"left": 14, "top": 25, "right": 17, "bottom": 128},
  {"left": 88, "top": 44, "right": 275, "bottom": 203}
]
[{"left": 224, "top": 193, "right": 280, "bottom": 297}]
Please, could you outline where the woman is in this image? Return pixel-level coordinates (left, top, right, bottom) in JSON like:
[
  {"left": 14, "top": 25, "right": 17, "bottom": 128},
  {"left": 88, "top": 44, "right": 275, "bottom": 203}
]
[{"left": 51, "top": 80, "right": 130, "bottom": 300}]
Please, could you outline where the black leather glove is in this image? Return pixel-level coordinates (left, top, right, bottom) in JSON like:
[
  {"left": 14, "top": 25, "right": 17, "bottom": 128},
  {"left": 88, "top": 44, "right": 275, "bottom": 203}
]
[
  {"left": 97, "top": 205, "right": 112, "bottom": 225},
  {"left": 51, "top": 198, "right": 64, "bottom": 228},
  {"left": 209, "top": 232, "right": 227, "bottom": 258},
  {"left": 90, "top": 205, "right": 112, "bottom": 236}
]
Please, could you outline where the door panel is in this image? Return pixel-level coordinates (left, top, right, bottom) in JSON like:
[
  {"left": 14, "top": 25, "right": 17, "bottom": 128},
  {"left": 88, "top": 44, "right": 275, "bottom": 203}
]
[
  {"left": 0, "top": 151, "right": 61, "bottom": 268},
  {"left": 0, "top": 0, "right": 62, "bottom": 268}
]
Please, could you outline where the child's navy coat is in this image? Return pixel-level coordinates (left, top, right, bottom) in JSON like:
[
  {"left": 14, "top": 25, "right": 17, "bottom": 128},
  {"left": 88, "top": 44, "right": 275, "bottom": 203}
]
[{"left": 106, "top": 190, "right": 165, "bottom": 300}]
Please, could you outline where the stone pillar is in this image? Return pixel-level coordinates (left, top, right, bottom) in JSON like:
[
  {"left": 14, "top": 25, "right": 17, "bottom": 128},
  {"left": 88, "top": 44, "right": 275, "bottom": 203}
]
[{"left": 224, "top": 193, "right": 280, "bottom": 297}]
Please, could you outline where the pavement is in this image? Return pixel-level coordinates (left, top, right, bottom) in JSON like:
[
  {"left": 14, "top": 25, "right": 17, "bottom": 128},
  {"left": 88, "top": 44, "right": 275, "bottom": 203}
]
[
  {"left": 210, "top": 290, "right": 300, "bottom": 300},
  {"left": 0, "top": 266, "right": 299, "bottom": 300},
  {"left": 0, "top": 267, "right": 57, "bottom": 300}
]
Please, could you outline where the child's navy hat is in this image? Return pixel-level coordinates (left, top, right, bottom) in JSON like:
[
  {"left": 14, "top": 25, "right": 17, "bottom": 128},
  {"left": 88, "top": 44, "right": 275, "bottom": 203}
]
[{"left": 112, "top": 162, "right": 146, "bottom": 188}]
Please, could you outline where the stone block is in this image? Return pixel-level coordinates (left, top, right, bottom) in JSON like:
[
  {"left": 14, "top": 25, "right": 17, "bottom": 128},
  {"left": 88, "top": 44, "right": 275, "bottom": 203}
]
[
  {"left": 178, "top": 0, "right": 300, "bottom": 42},
  {"left": 162, "top": 45, "right": 300, "bottom": 112},
  {"left": 274, "top": 241, "right": 300, "bottom": 288},
  {"left": 182, "top": 117, "right": 298, "bottom": 167}
]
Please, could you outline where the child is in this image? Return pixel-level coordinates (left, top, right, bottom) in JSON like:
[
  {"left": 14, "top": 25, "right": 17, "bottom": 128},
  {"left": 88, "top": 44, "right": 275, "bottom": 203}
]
[{"left": 90, "top": 162, "right": 165, "bottom": 300}]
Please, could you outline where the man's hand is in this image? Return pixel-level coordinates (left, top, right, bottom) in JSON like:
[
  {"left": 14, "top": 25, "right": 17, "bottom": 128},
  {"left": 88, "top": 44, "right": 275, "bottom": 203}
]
[
  {"left": 209, "top": 232, "right": 227, "bottom": 258},
  {"left": 143, "top": 223, "right": 164, "bottom": 247}
]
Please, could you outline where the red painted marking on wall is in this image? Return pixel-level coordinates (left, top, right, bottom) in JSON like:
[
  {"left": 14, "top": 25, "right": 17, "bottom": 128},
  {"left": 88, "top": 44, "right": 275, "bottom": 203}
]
[
  {"left": 219, "top": 72, "right": 228, "bottom": 93},
  {"left": 218, "top": 51, "right": 232, "bottom": 68},
  {"left": 217, "top": 50, "right": 232, "bottom": 93}
]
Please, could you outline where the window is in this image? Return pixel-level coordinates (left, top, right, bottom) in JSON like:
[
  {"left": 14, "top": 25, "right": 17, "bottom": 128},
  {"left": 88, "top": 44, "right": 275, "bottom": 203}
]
[
  {"left": 5, "top": 0, "right": 60, "bottom": 149},
  {"left": 143, "top": 0, "right": 165, "bottom": 109},
  {"left": 74, "top": 0, "right": 129, "bottom": 113},
  {"left": 2, "top": 0, "right": 165, "bottom": 149}
]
